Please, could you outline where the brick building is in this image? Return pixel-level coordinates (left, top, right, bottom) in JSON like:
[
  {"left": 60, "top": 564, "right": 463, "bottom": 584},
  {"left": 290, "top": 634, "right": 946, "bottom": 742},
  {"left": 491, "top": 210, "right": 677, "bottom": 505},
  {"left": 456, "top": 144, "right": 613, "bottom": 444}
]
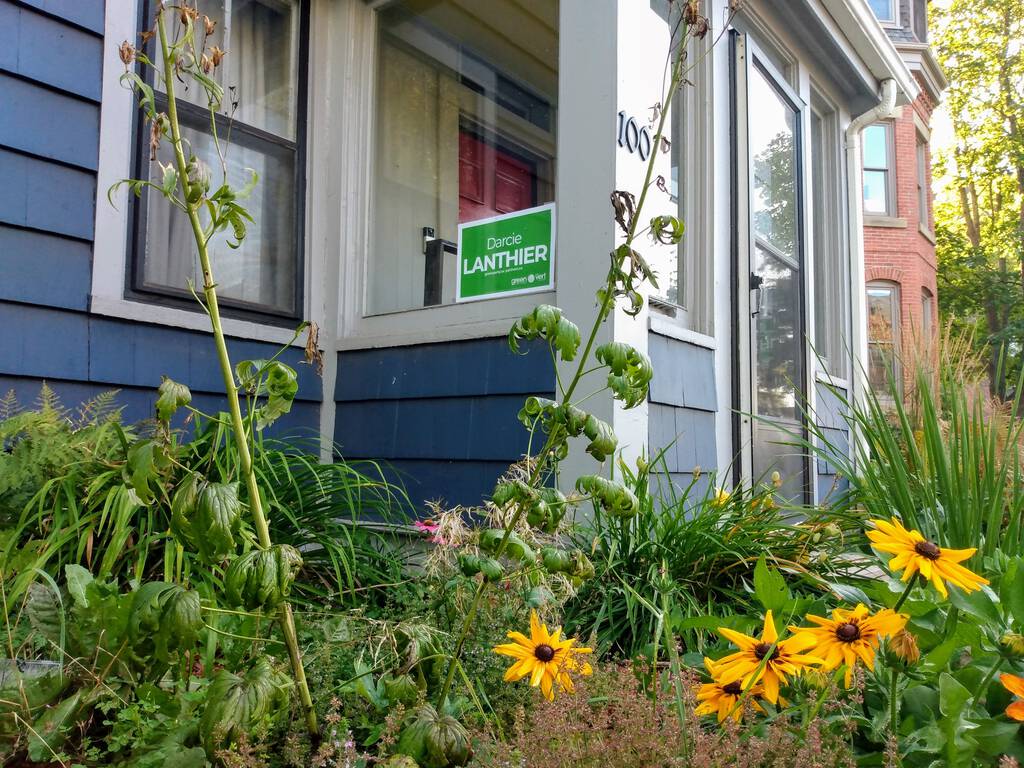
[{"left": 863, "top": 0, "right": 946, "bottom": 394}]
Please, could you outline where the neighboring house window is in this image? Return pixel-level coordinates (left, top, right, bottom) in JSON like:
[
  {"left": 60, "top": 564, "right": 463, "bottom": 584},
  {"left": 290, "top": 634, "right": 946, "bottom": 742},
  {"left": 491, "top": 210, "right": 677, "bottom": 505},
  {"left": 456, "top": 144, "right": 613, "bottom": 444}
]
[
  {"left": 863, "top": 122, "right": 895, "bottom": 216},
  {"left": 868, "top": 0, "right": 897, "bottom": 23},
  {"left": 921, "top": 288, "right": 933, "bottom": 340},
  {"left": 810, "top": 103, "right": 848, "bottom": 379},
  {"left": 132, "top": 0, "right": 308, "bottom": 319},
  {"left": 916, "top": 136, "right": 930, "bottom": 229},
  {"left": 867, "top": 281, "right": 900, "bottom": 396},
  {"left": 367, "top": 1, "right": 558, "bottom": 314}
]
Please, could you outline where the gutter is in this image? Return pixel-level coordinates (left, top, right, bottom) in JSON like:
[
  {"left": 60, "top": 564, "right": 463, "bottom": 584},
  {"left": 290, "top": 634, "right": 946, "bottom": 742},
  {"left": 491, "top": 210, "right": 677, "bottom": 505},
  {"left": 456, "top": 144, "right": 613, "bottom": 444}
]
[
  {"left": 846, "top": 78, "right": 898, "bottom": 457},
  {"left": 821, "top": 0, "right": 920, "bottom": 105}
]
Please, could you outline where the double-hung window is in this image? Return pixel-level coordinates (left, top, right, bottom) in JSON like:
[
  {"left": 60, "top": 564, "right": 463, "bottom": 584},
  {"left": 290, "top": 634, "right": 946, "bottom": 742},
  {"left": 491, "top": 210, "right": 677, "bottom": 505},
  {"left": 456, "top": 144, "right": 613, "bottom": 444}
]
[
  {"left": 916, "top": 136, "right": 929, "bottom": 230},
  {"left": 868, "top": 0, "right": 897, "bottom": 24},
  {"left": 863, "top": 122, "right": 894, "bottom": 216},
  {"left": 867, "top": 281, "right": 900, "bottom": 397},
  {"left": 131, "top": 0, "right": 308, "bottom": 320},
  {"left": 367, "top": 0, "right": 558, "bottom": 315}
]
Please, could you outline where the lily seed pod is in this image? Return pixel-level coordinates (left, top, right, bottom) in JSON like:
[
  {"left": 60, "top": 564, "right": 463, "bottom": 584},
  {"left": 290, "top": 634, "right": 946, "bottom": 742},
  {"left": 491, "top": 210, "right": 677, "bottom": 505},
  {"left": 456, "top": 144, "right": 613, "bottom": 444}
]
[
  {"left": 119, "top": 40, "right": 136, "bottom": 66},
  {"left": 203, "top": 14, "right": 216, "bottom": 36}
]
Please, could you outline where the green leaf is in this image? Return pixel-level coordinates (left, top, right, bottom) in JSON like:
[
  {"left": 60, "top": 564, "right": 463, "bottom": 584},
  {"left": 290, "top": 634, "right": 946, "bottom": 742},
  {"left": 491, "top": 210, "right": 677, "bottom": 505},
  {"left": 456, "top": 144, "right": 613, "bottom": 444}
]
[
  {"left": 753, "top": 555, "right": 791, "bottom": 614},
  {"left": 508, "top": 304, "right": 580, "bottom": 361},
  {"left": 1005, "top": 558, "right": 1024, "bottom": 629},
  {"left": 827, "top": 582, "right": 873, "bottom": 606},
  {"left": 948, "top": 584, "right": 1003, "bottom": 627},
  {"left": 576, "top": 475, "right": 639, "bottom": 517},
  {"left": 200, "top": 657, "right": 290, "bottom": 752},
  {"left": 155, "top": 377, "right": 192, "bottom": 422},
  {"left": 224, "top": 545, "right": 303, "bottom": 610},
  {"left": 27, "top": 690, "right": 82, "bottom": 761},
  {"left": 64, "top": 564, "right": 93, "bottom": 608},
  {"left": 938, "top": 672, "right": 971, "bottom": 718},
  {"left": 256, "top": 361, "right": 298, "bottom": 430},
  {"left": 194, "top": 481, "right": 242, "bottom": 560},
  {"left": 129, "top": 581, "right": 202, "bottom": 661}
]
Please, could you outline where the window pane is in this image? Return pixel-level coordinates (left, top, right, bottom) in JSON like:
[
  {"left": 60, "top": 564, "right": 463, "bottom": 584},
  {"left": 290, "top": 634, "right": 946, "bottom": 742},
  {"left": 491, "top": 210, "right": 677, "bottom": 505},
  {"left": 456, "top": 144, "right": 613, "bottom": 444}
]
[
  {"left": 754, "top": 244, "right": 803, "bottom": 422},
  {"left": 750, "top": 66, "right": 797, "bottom": 258},
  {"left": 142, "top": 125, "right": 297, "bottom": 313},
  {"left": 811, "top": 109, "right": 845, "bottom": 378},
  {"left": 868, "top": 0, "right": 895, "bottom": 21},
  {"left": 863, "top": 170, "right": 888, "bottom": 214},
  {"left": 863, "top": 124, "right": 889, "bottom": 170},
  {"left": 651, "top": 90, "right": 684, "bottom": 306},
  {"left": 368, "top": 0, "right": 558, "bottom": 314},
  {"left": 172, "top": 0, "right": 300, "bottom": 139},
  {"left": 867, "top": 285, "right": 896, "bottom": 342}
]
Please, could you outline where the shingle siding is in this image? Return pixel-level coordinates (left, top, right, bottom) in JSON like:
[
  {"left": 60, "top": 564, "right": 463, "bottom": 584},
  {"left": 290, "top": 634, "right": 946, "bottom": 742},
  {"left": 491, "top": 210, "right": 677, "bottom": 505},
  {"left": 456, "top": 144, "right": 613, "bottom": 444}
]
[
  {"left": 0, "top": 1, "right": 321, "bottom": 436},
  {"left": 335, "top": 338, "right": 554, "bottom": 509}
]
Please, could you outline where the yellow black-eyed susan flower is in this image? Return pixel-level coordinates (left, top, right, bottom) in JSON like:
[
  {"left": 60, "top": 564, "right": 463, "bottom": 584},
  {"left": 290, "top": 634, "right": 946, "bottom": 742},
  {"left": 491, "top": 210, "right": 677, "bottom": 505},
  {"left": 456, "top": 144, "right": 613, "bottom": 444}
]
[
  {"left": 493, "top": 611, "right": 592, "bottom": 701},
  {"left": 790, "top": 604, "right": 906, "bottom": 687},
  {"left": 695, "top": 657, "right": 766, "bottom": 722},
  {"left": 715, "top": 611, "right": 821, "bottom": 705},
  {"left": 867, "top": 517, "right": 989, "bottom": 598}
]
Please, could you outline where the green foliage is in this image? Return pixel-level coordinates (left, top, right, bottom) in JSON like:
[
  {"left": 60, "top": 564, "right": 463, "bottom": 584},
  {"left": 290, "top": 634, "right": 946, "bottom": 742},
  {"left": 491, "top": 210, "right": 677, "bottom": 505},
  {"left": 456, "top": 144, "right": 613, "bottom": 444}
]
[
  {"left": 563, "top": 458, "right": 860, "bottom": 657},
  {"left": 200, "top": 657, "right": 291, "bottom": 753},
  {"left": 224, "top": 545, "right": 303, "bottom": 611},
  {"left": 933, "top": 0, "right": 1024, "bottom": 392},
  {"left": 805, "top": 358, "right": 1024, "bottom": 559}
]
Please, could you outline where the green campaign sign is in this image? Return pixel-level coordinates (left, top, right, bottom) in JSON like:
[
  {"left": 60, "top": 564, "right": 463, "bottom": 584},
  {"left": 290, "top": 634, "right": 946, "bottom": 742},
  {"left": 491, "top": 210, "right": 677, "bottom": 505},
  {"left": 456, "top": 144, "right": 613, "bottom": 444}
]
[{"left": 456, "top": 203, "right": 555, "bottom": 302}]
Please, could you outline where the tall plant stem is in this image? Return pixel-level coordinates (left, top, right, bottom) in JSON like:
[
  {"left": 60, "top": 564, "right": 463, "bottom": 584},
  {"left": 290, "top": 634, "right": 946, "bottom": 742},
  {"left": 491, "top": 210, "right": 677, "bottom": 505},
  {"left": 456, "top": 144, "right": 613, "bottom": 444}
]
[
  {"left": 157, "top": 13, "right": 317, "bottom": 737},
  {"left": 892, "top": 577, "right": 917, "bottom": 613},
  {"left": 889, "top": 665, "right": 900, "bottom": 736},
  {"left": 434, "top": 40, "right": 688, "bottom": 713},
  {"left": 971, "top": 657, "right": 1005, "bottom": 705},
  {"left": 660, "top": 588, "right": 689, "bottom": 761}
]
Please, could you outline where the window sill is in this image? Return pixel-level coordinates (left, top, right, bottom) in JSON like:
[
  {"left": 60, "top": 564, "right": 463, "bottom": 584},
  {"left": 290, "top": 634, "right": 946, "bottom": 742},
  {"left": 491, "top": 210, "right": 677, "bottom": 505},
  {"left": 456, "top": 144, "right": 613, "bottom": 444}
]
[
  {"left": 864, "top": 215, "right": 907, "bottom": 228},
  {"left": 919, "top": 224, "right": 936, "bottom": 244},
  {"left": 90, "top": 295, "right": 304, "bottom": 346},
  {"left": 815, "top": 370, "right": 850, "bottom": 390},
  {"left": 648, "top": 314, "right": 716, "bottom": 350}
]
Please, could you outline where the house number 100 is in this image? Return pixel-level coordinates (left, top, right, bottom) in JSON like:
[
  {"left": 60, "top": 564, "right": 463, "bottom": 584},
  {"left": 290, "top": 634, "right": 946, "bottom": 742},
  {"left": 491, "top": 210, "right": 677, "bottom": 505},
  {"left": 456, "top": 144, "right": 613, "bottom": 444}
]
[{"left": 617, "top": 110, "right": 652, "bottom": 161}]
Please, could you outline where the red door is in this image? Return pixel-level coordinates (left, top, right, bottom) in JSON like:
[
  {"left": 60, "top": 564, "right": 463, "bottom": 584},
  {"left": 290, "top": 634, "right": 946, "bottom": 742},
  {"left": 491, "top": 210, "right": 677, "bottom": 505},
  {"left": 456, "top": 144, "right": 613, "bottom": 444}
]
[{"left": 458, "top": 131, "right": 536, "bottom": 223}]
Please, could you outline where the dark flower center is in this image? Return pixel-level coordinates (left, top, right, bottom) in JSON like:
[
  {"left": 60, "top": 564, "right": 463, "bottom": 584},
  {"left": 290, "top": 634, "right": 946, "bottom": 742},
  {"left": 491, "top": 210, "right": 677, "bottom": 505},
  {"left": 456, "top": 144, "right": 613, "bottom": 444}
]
[
  {"left": 835, "top": 622, "right": 861, "bottom": 643},
  {"left": 722, "top": 681, "right": 744, "bottom": 696},
  {"left": 753, "top": 642, "right": 780, "bottom": 661},
  {"left": 534, "top": 644, "right": 555, "bottom": 662},
  {"left": 914, "top": 540, "right": 941, "bottom": 560}
]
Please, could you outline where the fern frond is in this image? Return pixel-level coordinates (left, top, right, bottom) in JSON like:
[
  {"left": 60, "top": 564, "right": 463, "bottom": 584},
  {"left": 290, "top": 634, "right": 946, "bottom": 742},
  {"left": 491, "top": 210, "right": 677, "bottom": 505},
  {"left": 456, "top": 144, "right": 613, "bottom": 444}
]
[
  {"left": 35, "top": 383, "right": 66, "bottom": 419},
  {"left": 0, "top": 389, "right": 18, "bottom": 421},
  {"left": 76, "top": 389, "right": 123, "bottom": 427}
]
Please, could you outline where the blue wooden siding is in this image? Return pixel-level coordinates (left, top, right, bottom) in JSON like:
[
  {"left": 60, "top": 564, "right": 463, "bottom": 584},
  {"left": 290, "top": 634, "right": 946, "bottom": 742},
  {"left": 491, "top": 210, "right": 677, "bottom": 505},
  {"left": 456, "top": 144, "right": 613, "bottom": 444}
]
[
  {"left": 0, "top": 1, "right": 321, "bottom": 434},
  {"left": 647, "top": 332, "right": 718, "bottom": 502},
  {"left": 335, "top": 338, "right": 554, "bottom": 510}
]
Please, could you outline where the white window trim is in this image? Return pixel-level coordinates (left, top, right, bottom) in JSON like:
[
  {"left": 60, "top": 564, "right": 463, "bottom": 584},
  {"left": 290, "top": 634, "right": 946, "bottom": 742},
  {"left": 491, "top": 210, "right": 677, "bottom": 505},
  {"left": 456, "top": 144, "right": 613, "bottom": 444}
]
[
  {"left": 93, "top": 0, "right": 315, "bottom": 347},
  {"left": 329, "top": 2, "right": 559, "bottom": 350}
]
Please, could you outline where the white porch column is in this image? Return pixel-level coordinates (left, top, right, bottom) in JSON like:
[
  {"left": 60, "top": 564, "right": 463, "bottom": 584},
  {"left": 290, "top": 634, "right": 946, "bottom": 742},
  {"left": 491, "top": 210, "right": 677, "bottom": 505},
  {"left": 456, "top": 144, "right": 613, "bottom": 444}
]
[{"left": 555, "top": 0, "right": 674, "bottom": 487}]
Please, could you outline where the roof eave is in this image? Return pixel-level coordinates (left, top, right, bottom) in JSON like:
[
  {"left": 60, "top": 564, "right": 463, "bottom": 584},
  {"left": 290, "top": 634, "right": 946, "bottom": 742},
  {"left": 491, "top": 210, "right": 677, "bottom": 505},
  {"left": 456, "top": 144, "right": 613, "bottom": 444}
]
[{"left": 820, "top": 0, "right": 921, "bottom": 107}]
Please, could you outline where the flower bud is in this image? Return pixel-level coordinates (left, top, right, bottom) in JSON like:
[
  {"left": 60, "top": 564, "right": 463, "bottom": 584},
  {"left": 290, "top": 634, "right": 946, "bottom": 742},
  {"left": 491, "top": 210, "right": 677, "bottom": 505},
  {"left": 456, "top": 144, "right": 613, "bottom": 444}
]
[
  {"left": 1001, "top": 633, "right": 1024, "bottom": 658},
  {"left": 890, "top": 630, "right": 920, "bottom": 664}
]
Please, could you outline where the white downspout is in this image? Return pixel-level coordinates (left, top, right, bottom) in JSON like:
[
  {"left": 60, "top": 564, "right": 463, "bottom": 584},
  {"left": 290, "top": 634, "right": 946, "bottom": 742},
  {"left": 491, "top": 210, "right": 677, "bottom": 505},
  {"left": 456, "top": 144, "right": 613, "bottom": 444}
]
[{"left": 846, "top": 78, "right": 897, "bottom": 459}]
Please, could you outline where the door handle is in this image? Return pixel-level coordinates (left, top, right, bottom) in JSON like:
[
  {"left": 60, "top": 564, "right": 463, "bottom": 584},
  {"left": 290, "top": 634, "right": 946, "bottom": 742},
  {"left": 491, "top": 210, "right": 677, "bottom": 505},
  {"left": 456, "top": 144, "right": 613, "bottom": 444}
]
[{"left": 750, "top": 272, "right": 764, "bottom": 317}]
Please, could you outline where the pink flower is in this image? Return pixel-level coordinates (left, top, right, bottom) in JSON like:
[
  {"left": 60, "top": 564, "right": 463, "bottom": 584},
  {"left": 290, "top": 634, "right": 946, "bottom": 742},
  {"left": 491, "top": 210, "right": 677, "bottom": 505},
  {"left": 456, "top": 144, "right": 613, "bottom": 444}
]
[{"left": 413, "top": 519, "right": 447, "bottom": 545}]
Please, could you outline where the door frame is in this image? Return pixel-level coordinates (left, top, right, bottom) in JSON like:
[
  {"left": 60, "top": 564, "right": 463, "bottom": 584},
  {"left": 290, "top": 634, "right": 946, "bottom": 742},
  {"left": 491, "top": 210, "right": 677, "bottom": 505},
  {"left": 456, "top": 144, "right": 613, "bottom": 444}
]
[{"left": 731, "top": 31, "right": 812, "bottom": 504}]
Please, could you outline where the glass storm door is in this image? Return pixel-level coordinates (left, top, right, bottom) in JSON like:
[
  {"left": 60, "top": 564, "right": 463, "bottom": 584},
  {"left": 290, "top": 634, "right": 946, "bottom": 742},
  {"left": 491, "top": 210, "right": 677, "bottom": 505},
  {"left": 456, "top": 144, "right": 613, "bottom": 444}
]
[{"left": 736, "top": 36, "right": 809, "bottom": 504}]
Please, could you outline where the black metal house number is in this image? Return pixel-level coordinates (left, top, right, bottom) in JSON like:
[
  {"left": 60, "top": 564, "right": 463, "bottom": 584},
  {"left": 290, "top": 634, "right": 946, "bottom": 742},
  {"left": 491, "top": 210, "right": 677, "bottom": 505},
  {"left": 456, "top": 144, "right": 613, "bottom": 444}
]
[{"left": 616, "top": 110, "right": 652, "bottom": 161}]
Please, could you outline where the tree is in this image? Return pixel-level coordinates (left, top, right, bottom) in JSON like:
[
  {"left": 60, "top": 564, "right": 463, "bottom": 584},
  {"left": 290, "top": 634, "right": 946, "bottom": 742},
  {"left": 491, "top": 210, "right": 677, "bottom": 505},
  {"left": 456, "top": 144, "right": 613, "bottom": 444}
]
[{"left": 933, "top": 0, "right": 1024, "bottom": 395}]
